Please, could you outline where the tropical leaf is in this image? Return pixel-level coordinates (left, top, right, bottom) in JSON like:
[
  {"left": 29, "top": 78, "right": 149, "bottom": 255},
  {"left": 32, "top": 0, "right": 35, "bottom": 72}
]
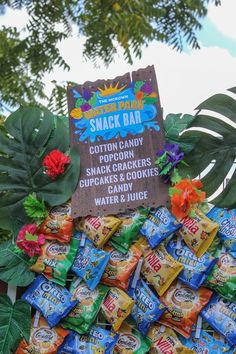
[
  {"left": 178, "top": 88, "right": 236, "bottom": 208},
  {"left": 0, "top": 107, "right": 80, "bottom": 230},
  {"left": 143, "top": 97, "right": 157, "bottom": 104},
  {"left": 134, "top": 81, "right": 144, "bottom": 93},
  {"left": 0, "top": 294, "right": 31, "bottom": 354}
]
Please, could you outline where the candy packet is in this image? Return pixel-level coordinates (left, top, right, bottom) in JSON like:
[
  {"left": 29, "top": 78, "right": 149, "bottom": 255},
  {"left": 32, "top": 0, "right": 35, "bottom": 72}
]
[
  {"left": 22, "top": 275, "right": 78, "bottom": 327},
  {"left": 167, "top": 236, "right": 218, "bottom": 290},
  {"left": 148, "top": 324, "right": 195, "bottom": 354},
  {"left": 16, "top": 316, "right": 69, "bottom": 354},
  {"left": 110, "top": 207, "right": 149, "bottom": 254},
  {"left": 159, "top": 281, "right": 213, "bottom": 338},
  {"left": 137, "top": 237, "right": 184, "bottom": 296},
  {"left": 207, "top": 207, "right": 236, "bottom": 259},
  {"left": 58, "top": 326, "right": 119, "bottom": 354},
  {"left": 39, "top": 202, "right": 73, "bottom": 243},
  {"left": 30, "top": 237, "right": 79, "bottom": 286},
  {"left": 101, "top": 244, "right": 142, "bottom": 291},
  {"left": 78, "top": 215, "right": 121, "bottom": 248},
  {"left": 140, "top": 206, "right": 182, "bottom": 249},
  {"left": 181, "top": 330, "right": 226, "bottom": 354},
  {"left": 177, "top": 208, "right": 219, "bottom": 258},
  {"left": 71, "top": 236, "right": 110, "bottom": 290},
  {"left": 205, "top": 250, "right": 236, "bottom": 302},
  {"left": 62, "top": 278, "right": 109, "bottom": 334},
  {"left": 101, "top": 287, "right": 134, "bottom": 331},
  {"left": 114, "top": 321, "right": 152, "bottom": 354},
  {"left": 128, "top": 276, "right": 166, "bottom": 336},
  {"left": 201, "top": 293, "right": 236, "bottom": 346}
]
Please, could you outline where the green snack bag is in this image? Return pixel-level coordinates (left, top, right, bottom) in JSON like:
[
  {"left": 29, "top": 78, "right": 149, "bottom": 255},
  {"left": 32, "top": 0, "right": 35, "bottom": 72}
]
[
  {"left": 110, "top": 207, "right": 149, "bottom": 254},
  {"left": 62, "top": 278, "right": 109, "bottom": 334},
  {"left": 30, "top": 237, "right": 79, "bottom": 286},
  {"left": 205, "top": 250, "right": 236, "bottom": 302}
]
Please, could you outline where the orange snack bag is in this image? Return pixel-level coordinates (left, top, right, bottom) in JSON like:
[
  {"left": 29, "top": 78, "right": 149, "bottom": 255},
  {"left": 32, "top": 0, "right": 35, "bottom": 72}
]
[
  {"left": 16, "top": 316, "right": 68, "bottom": 354},
  {"left": 101, "top": 244, "right": 142, "bottom": 290},
  {"left": 158, "top": 281, "right": 213, "bottom": 338},
  {"left": 39, "top": 202, "right": 73, "bottom": 243}
]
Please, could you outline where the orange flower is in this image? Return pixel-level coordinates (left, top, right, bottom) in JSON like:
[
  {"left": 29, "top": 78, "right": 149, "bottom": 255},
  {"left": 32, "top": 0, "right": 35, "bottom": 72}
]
[{"left": 135, "top": 91, "right": 144, "bottom": 100}]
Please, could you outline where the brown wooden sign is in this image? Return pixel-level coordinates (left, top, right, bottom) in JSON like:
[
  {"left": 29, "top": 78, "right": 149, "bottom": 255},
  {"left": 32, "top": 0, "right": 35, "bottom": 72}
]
[{"left": 67, "top": 65, "right": 168, "bottom": 218}]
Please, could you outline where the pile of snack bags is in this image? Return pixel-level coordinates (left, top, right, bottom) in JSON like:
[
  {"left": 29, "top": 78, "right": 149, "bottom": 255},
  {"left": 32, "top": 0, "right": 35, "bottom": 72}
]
[{"left": 16, "top": 203, "right": 236, "bottom": 353}]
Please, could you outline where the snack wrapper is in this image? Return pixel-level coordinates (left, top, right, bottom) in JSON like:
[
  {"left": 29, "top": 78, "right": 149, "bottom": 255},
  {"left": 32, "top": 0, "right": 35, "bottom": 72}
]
[
  {"left": 39, "top": 202, "right": 73, "bottom": 243},
  {"left": 114, "top": 322, "right": 152, "bottom": 354},
  {"left": 205, "top": 250, "right": 236, "bottom": 302},
  {"left": 201, "top": 293, "right": 236, "bottom": 346},
  {"left": 159, "top": 281, "right": 213, "bottom": 338},
  {"left": 110, "top": 207, "right": 149, "bottom": 254},
  {"left": 21, "top": 275, "right": 78, "bottom": 327},
  {"left": 101, "top": 244, "right": 142, "bottom": 290},
  {"left": 101, "top": 287, "right": 134, "bottom": 331},
  {"left": 58, "top": 326, "right": 119, "bottom": 354},
  {"left": 16, "top": 316, "right": 69, "bottom": 354},
  {"left": 78, "top": 215, "right": 121, "bottom": 248},
  {"left": 207, "top": 207, "right": 236, "bottom": 259},
  {"left": 30, "top": 237, "right": 79, "bottom": 286},
  {"left": 62, "top": 279, "right": 109, "bottom": 334},
  {"left": 148, "top": 324, "right": 195, "bottom": 354},
  {"left": 167, "top": 236, "right": 218, "bottom": 290},
  {"left": 72, "top": 236, "right": 110, "bottom": 290},
  {"left": 177, "top": 208, "right": 219, "bottom": 257},
  {"left": 137, "top": 237, "right": 184, "bottom": 296},
  {"left": 128, "top": 277, "right": 166, "bottom": 336},
  {"left": 140, "top": 206, "right": 182, "bottom": 249}
]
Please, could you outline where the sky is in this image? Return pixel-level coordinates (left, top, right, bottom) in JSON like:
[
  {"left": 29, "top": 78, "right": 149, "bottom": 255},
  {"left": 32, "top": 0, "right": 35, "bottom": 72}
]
[{"left": 1, "top": 0, "right": 236, "bottom": 116}]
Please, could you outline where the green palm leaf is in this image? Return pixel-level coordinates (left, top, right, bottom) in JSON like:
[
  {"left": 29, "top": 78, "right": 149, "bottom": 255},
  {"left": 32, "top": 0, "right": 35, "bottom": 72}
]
[{"left": 0, "top": 107, "right": 80, "bottom": 230}]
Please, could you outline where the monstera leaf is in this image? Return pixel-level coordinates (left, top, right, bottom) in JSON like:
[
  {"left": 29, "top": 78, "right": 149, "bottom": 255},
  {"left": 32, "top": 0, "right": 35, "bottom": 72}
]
[
  {"left": 0, "top": 107, "right": 80, "bottom": 230},
  {"left": 0, "top": 294, "right": 31, "bottom": 354},
  {"left": 178, "top": 88, "right": 236, "bottom": 208}
]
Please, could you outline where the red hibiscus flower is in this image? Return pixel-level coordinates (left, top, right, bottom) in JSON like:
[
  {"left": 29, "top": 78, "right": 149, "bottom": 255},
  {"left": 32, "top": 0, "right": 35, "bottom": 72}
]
[
  {"left": 16, "top": 224, "right": 45, "bottom": 257},
  {"left": 43, "top": 149, "right": 70, "bottom": 179}
]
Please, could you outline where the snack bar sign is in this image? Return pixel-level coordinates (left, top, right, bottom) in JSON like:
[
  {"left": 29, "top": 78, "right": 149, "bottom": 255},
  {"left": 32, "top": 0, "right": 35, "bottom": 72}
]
[{"left": 68, "top": 65, "right": 168, "bottom": 217}]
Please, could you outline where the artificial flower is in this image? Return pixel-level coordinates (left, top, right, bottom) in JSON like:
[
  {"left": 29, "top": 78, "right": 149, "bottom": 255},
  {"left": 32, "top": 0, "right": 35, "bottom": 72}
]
[
  {"left": 42, "top": 149, "right": 70, "bottom": 179},
  {"left": 169, "top": 178, "right": 206, "bottom": 219},
  {"left": 156, "top": 143, "right": 184, "bottom": 183},
  {"left": 16, "top": 224, "right": 45, "bottom": 257}
]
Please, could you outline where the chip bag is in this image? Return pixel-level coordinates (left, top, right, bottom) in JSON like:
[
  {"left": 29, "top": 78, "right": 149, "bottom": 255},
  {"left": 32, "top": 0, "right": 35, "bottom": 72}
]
[
  {"left": 167, "top": 236, "right": 218, "bottom": 290},
  {"left": 101, "top": 244, "right": 142, "bottom": 290},
  {"left": 39, "top": 202, "right": 73, "bottom": 243},
  {"left": 140, "top": 206, "right": 182, "bottom": 249},
  {"left": 110, "top": 207, "right": 149, "bottom": 254},
  {"left": 207, "top": 206, "right": 236, "bottom": 259},
  {"left": 72, "top": 236, "right": 110, "bottom": 290},
  {"left": 177, "top": 208, "right": 219, "bottom": 257},
  {"left": 205, "top": 250, "right": 236, "bottom": 302},
  {"left": 159, "top": 281, "right": 213, "bottom": 338},
  {"left": 201, "top": 293, "right": 236, "bottom": 346},
  {"left": 128, "top": 277, "right": 166, "bottom": 336},
  {"left": 101, "top": 287, "right": 134, "bottom": 331},
  {"left": 148, "top": 324, "right": 195, "bottom": 354},
  {"left": 62, "top": 279, "right": 109, "bottom": 334},
  {"left": 78, "top": 215, "right": 121, "bottom": 248},
  {"left": 114, "top": 321, "right": 152, "bottom": 354},
  {"left": 16, "top": 316, "right": 69, "bottom": 354},
  {"left": 58, "top": 326, "right": 119, "bottom": 354},
  {"left": 137, "top": 237, "right": 184, "bottom": 296},
  {"left": 30, "top": 237, "right": 79, "bottom": 286}
]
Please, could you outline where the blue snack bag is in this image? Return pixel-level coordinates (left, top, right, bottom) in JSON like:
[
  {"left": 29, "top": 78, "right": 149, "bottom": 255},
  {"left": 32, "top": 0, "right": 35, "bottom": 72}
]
[
  {"left": 167, "top": 236, "right": 218, "bottom": 290},
  {"left": 128, "top": 276, "right": 166, "bottom": 336},
  {"left": 58, "top": 326, "right": 119, "bottom": 353},
  {"left": 201, "top": 293, "right": 236, "bottom": 346},
  {"left": 72, "top": 234, "right": 110, "bottom": 290},
  {"left": 140, "top": 206, "right": 182, "bottom": 248},
  {"left": 21, "top": 275, "right": 78, "bottom": 327},
  {"left": 207, "top": 207, "right": 236, "bottom": 258}
]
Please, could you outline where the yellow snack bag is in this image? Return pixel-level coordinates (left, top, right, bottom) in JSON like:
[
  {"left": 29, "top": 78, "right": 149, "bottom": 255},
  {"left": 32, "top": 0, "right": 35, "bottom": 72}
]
[
  {"left": 148, "top": 324, "right": 195, "bottom": 354},
  {"left": 177, "top": 208, "right": 219, "bottom": 258},
  {"left": 101, "top": 287, "right": 134, "bottom": 331},
  {"left": 137, "top": 237, "right": 184, "bottom": 296},
  {"left": 78, "top": 215, "right": 122, "bottom": 248}
]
